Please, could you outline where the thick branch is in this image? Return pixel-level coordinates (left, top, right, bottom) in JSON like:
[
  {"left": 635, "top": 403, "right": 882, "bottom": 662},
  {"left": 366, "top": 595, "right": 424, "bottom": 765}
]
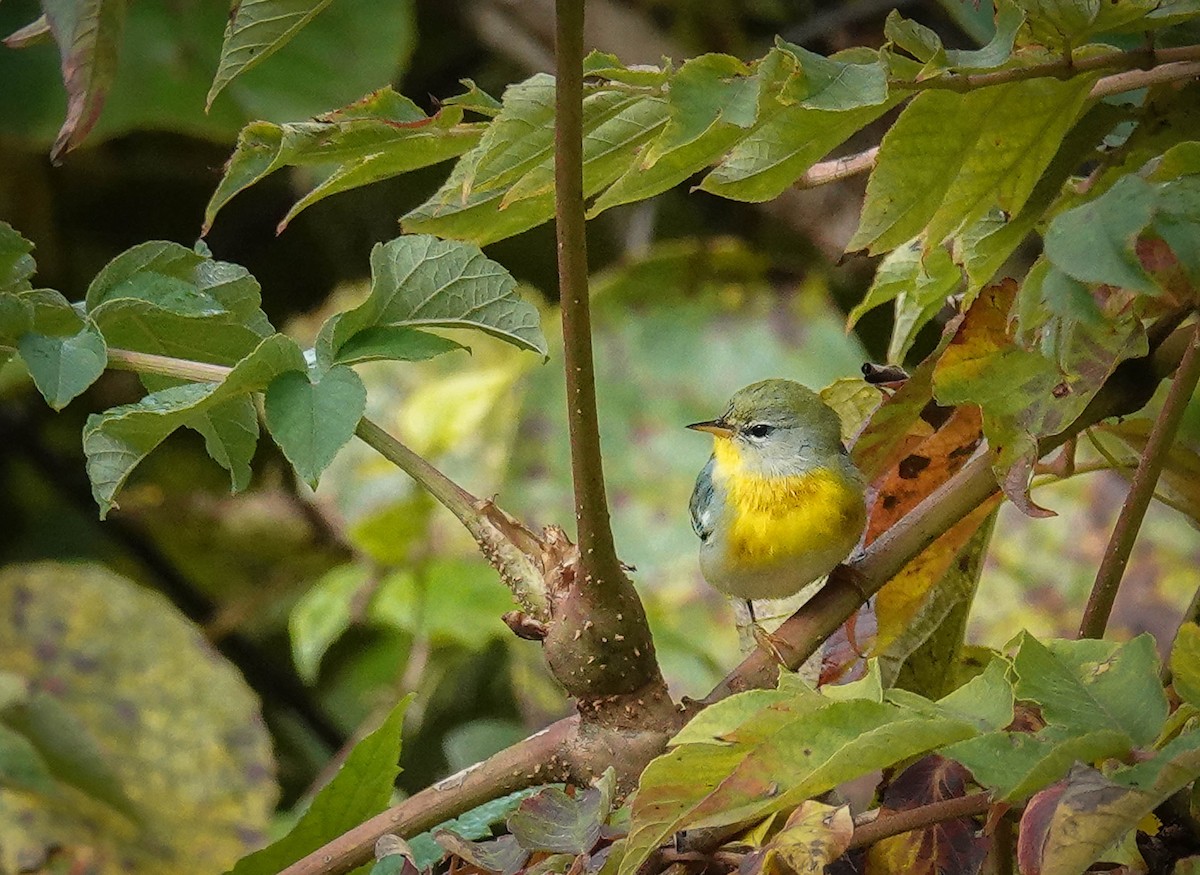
[
  {"left": 104, "top": 348, "right": 549, "bottom": 615},
  {"left": 708, "top": 324, "right": 1195, "bottom": 700},
  {"left": 1079, "top": 322, "right": 1200, "bottom": 640},
  {"left": 279, "top": 717, "right": 578, "bottom": 875},
  {"left": 555, "top": 0, "right": 615, "bottom": 573},
  {"left": 549, "top": 0, "right": 664, "bottom": 699}
]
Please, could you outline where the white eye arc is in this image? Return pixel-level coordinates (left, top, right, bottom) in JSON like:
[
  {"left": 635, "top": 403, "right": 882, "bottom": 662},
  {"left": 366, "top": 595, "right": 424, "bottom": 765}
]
[{"left": 744, "top": 423, "right": 775, "bottom": 438}]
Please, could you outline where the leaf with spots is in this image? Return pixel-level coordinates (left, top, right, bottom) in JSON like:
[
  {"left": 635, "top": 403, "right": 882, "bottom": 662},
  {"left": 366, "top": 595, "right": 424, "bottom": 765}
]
[
  {"left": 741, "top": 801, "right": 853, "bottom": 875},
  {"left": 0, "top": 562, "right": 275, "bottom": 874},
  {"left": 932, "top": 278, "right": 1145, "bottom": 517},
  {"left": 507, "top": 769, "right": 615, "bottom": 854}
]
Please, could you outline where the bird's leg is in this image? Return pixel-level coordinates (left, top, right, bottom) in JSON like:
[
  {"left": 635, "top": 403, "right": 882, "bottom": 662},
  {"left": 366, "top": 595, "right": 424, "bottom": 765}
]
[{"left": 747, "top": 599, "right": 791, "bottom": 667}]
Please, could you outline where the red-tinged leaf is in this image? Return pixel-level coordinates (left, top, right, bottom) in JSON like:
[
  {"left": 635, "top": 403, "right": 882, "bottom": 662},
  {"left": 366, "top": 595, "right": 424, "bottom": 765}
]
[
  {"left": 933, "top": 278, "right": 1145, "bottom": 518},
  {"left": 4, "top": 14, "right": 51, "bottom": 48},
  {"left": 435, "top": 832, "right": 528, "bottom": 875},
  {"left": 865, "top": 757, "right": 988, "bottom": 875},
  {"left": 43, "top": 0, "right": 128, "bottom": 162},
  {"left": 507, "top": 772, "right": 614, "bottom": 855},
  {"left": 864, "top": 405, "right": 984, "bottom": 545},
  {"left": 741, "top": 801, "right": 854, "bottom": 875},
  {"left": 1015, "top": 777, "right": 1067, "bottom": 875},
  {"left": 851, "top": 357, "right": 940, "bottom": 483}
]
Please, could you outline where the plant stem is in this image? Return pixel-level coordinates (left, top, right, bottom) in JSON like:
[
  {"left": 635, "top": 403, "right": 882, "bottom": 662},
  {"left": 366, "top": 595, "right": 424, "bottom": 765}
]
[
  {"left": 846, "top": 792, "right": 992, "bottom": 850},
  {"left": 555, "top": 0, "right": 617, "bottom": 573},
  {"left": 891, "top": 43, "right": 1200, "bottom": 93},
  {"left": 1079, "top": 322, "right": 1200, "bottom": 640},
  {"left": 278, "top": 717, "right": 578, "bottom": 875},
  {"left": 794, "top": 58, "right": 1200, "bottom": 193},
  {"left": 105, "top": 347, "right": 549, "bottom": 614}
]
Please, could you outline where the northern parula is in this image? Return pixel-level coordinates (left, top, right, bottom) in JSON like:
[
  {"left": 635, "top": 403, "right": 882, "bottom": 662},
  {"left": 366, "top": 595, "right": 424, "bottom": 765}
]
[{"left": 687, "top": 379, "right": 867, "bottom": 617}]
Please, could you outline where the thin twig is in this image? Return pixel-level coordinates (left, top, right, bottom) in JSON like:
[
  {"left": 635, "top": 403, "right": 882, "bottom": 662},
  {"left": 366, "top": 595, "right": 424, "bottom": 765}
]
[
  {"left": 792, "top": 55, "right": 1200, "bottom": 193},
  {"left": 1079, "top": 323, "right": 1200, "bottom": 640},
  {"left": 847, "top": 792, "right": 992, "bottom": 850},
  {"left": 891, "top": 43, "right": 1200, "bottom": 93}
]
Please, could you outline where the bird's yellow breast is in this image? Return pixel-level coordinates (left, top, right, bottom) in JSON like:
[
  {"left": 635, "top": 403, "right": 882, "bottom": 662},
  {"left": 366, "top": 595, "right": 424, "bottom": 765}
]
[{"left": 712, "top": 438, "right": 865, "bottom": 568}]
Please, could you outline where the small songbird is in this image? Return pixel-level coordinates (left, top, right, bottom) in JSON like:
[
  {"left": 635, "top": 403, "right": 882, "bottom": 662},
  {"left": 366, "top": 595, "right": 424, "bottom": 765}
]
[{"left": 688, "top": 379, "right": 867, "bottom": 629}]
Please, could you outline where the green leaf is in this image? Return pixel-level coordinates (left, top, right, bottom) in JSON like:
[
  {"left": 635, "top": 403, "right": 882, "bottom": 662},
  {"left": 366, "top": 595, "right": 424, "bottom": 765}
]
[
  {"left": 955, "top": 102, "right": 1124, "bottom": 295},
  {"left": 1043, "top": 174, "right": 1159, "bottom": 295},
  {"left": 850, "top": 241, "right": 961, "bottom": 363},
  {"left": 408, "top": 789, "right": 546, "bottom": 868},
  {"left": 83, "top": 334, "right": 306, "bottom": 517},
  {"left": 946, "top": 726, "right": 1133, "bottom": 802},
  {"left": 189, "top": 397, "right": 260, "bottom": 493},
  {"left": 43, "top": 0, "right": 127, "bottom": 161},
  {"left": 289, "top": 564, "right": 369, "bottom": 684},
  {"left": 621, "top": 695, "right": 981, "bottom": 875},
  {"left": 12, "top": 287, "right": 107, "bottom": 409},
  {"left": 317, "top": 236, "right": 546, "bottom": 364},
  {"left": 207, "top": 0, "right": 335, "bottom": 110},
  {"left": 404, "top": 80, "right": 668, "bottom": 245},
  {"left": 933, "top": 279, "right": 1145, "bottom": 516},
  {"left": 229, "top": 695, "right": 412, "bottom": 875},
  {"left": 1013, "top": 634, "right": 1167, "bottom": 746},
  {"left": 774, "top": 40, "right": 889, "bottom": 111},
  {"left": 1171, "top": 623, "right": 1200, "bottom": 709},
  {"left": 849, "top": 74, "right": 1096, "bottom": 254},
  {"left": 697, "top": 48, "right": 900, "bottom": 203},
  {"left": 86, "top": 240, "right": 271, "bottom": 332},
  {"left": 332, "top": 326, "right": 466, "bottom": 366},
  {"left": 588, "top": 54, "right": 756, "bottom": 217},
  {"left": 0, "top": 221, "right": 36, "bottom": 294},
  {"left": 203, "top": 89, "right": 481, "bottom": 234},
  {"left": 19, "top": 312, "right": 107, "bottom": 409},
  {"left": 263, "top": 364, "right": 366, "bottom": 489}
]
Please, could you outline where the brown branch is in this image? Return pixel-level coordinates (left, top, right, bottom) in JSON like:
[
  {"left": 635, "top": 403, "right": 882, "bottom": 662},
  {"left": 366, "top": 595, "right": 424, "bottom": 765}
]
[
  {"left": 708, "top": 322, "right": 1196, "bottom": 700},
  {"left": 847, "top": 792, "right": 992, "bottom": 850},
  {"left": 278, "top": 717, "right": 578, "bottom": 875},
  {"left": 891, "top": 43, "right": 1200, "bottom": 93},
  {"left": 549, "top": 0, "right": 665, "bottom": 700},
  {"left": 1079, "top": 322, "right": 1200, "bottom": 640},
  {"left": 794, "top": 57, "right": 1200, "bottom": 194}
]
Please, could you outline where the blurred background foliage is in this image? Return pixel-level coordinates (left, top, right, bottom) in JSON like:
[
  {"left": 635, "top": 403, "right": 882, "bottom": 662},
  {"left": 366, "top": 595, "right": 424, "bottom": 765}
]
[{"left": 2, "top": 0, "right": 1198, "bottom": 857}]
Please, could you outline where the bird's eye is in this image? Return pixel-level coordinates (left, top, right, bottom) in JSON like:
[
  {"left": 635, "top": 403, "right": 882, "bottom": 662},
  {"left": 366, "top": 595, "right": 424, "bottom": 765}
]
[{"left": 745, "top": 423, "right": 775, "bottom": 438}]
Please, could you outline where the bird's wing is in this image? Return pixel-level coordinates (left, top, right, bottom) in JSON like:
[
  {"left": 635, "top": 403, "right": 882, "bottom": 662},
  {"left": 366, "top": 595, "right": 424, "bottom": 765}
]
[{"left": 689, "top": 455, "right": 717, "bottom": 542}]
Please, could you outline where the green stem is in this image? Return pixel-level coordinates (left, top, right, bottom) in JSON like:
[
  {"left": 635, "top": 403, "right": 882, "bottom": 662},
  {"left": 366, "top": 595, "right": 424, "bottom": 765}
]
[
  {"left": 105, "top": 347, "right": 549, "bottom": 615},
  {"left": 1079, "top": 322, "right": 1200, "bottom": 640}
]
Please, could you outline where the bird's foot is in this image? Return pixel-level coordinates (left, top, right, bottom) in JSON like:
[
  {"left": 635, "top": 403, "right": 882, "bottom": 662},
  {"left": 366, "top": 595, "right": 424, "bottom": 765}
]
[{"left": 751, "top": 623, "right": 793, "bottom": 667}]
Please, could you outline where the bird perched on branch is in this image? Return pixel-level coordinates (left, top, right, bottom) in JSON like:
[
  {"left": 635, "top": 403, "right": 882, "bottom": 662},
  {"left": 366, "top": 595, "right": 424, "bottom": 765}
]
[{"left": 688, "top": 379, "right": 867, "bottom": 653}]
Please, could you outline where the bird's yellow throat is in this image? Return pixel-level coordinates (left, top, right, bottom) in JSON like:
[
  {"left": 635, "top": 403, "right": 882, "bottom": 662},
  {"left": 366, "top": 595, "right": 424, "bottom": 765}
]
[{"left": 711, "top": 436, "right": 864, "bottom": 567}]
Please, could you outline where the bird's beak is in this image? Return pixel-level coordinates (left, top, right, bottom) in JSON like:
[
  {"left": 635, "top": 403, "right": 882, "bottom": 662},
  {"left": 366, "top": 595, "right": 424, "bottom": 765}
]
[{"left": 687, "top": 418, "right": 734, "bottom": 438}]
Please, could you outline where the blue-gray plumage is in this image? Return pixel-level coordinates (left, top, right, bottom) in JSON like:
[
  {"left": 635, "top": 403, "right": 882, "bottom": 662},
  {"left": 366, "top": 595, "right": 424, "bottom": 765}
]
[{"left": 689, "top": 456, "right": 716, "bottom": 543}]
